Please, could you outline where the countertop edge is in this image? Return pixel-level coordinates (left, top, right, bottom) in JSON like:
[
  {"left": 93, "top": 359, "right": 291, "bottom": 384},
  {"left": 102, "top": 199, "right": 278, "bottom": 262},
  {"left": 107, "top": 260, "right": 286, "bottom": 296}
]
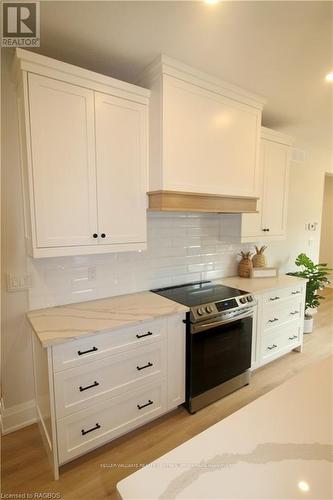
[{"left": 27, "top": 291, "right": 189, "bottom": 348}]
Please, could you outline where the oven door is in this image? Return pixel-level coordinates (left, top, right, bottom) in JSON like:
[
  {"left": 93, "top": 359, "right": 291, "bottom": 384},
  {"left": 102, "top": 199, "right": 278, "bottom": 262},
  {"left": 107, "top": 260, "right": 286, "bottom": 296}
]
[{"left": 188, "top": 313, "right": 253, "bottom": 398}]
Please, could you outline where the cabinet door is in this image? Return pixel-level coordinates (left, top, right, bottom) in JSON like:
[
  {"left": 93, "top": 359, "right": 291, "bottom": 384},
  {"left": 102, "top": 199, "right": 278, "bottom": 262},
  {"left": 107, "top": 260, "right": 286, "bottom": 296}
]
[
  {"left": 262, "top": 140, "right": 290, "bottom": 236},
  {"left": 163, "top": 76, "right": 261, "bottom": 197},
  {"left": 28, "top": 74, "right": 98, "bottom": 248},
  {"left": 95, "top": 92, "right": 147, "bottom": 245},
  {"left": 241, "top": 142, "right": 265, "bottom": 239}
]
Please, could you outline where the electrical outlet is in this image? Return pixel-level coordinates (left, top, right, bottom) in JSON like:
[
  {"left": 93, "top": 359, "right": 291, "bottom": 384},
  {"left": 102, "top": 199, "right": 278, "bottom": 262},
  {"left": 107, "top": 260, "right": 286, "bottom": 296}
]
[{"left": 6, "top": 273, "right": 32, "bottom": 292}]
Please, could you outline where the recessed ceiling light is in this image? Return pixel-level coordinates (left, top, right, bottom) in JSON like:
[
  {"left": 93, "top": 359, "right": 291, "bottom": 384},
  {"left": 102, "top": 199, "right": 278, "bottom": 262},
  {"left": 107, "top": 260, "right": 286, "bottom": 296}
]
[
  {"left": 325, "top": 72, "right": 333, "bottom": 81},
  {"left": 298, "top": 481, "right": 310, "bottom": 492},
  {"left": 204, "top": 0, "right": 220, "bottom": 4}
]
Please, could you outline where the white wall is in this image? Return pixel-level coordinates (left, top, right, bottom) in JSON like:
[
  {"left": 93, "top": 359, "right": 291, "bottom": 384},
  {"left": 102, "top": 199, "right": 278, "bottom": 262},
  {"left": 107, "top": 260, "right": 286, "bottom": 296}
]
[{"left": 1, "top": 50, "right": 36, "bottom": 432}]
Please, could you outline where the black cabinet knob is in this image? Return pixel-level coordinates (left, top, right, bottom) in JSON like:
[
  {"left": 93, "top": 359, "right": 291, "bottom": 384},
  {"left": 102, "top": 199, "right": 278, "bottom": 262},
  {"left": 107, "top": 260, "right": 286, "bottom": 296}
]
[
  {"left": 93, "top": 233, "right": 98, "bottom": 238},
  {"left": 101, "top": 233, "right": 106, "bottom": 238}
]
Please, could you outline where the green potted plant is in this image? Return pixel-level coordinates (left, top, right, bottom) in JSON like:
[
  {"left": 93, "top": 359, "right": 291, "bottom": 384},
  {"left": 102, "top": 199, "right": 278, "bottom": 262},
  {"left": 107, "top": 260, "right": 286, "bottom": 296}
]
[{"left": 287, "top": 253, "right": 332, "bottom": 333}]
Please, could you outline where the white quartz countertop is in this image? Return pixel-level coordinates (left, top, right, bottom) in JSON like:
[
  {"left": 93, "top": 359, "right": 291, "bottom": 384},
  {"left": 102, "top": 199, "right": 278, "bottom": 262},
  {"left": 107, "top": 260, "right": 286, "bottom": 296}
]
[
  {"left": 215, "top": 274, "right": 307, "bottom": 294},
  {"left": 27, "top": 291, "right": 188, "bottom": 348},
  {"left": 117, "top": 355, "right": 333, "bottom": 500},
  {"left": 27, "top": 274, "right": 306, "bottom": 348}
]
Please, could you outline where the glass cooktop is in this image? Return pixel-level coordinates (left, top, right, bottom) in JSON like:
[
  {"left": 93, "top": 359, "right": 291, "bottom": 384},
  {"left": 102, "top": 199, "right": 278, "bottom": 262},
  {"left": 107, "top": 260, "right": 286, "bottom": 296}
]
[{"left": 152, "top": 281, "right": 249, "bottom": 307}]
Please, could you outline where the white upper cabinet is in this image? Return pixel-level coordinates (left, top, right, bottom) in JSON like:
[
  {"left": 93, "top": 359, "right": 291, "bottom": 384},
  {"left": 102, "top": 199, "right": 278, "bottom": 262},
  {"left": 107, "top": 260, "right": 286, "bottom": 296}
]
[
  {"left": 241, "top": 127, "right": 293, "bottom": 242},
  {"left": 95, "top": 92, "right": 147, "bottom": 246},
  {"left": 14, "top": 49, "right": 149, "bottom": 258},
  {"left": 28, "top": 74, "right": 98, "bottom": 248},
  {"left": 139, "top": 55, "right": 265, "bottom": 198}
]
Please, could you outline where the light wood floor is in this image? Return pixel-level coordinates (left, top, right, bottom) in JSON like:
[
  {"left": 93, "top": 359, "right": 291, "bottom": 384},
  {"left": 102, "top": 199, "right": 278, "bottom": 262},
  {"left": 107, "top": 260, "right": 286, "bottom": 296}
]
[{"left": 2, "top": 290, "right": 333, "bottom": 499}]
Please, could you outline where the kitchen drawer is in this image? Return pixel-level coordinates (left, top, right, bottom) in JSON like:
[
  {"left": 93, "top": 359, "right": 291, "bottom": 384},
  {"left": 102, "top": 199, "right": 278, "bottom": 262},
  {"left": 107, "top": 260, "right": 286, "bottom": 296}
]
[
  {"left": 263, "top": 285, "right": 304, "bottom": 305},
  {"left": 52, "top": 318, "right": 166, "bottom": 372},
  {"left": 285, "top": 325, "right": 302, "bottom": 347},
  {"left": 262, "top": 299, "right": 302, "bottom": 332},
  {"left": 57, "top": 379, "right": 167, "bottom": 464},
  {"left": 261, "top": 330, "right": 286, "bottom": 361},
  {"left": 54, "top": 341, "right": 167, "bottom": 418},
  {"left": 261, "top": 323, "right": 301, "bottom": 363}
]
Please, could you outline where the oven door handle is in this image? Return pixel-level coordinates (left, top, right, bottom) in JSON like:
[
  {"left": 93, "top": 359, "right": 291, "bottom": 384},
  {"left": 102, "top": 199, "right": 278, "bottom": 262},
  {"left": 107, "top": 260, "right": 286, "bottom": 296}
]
[{"left": 191, "top": 311, "right": 253, "bottom": 334}]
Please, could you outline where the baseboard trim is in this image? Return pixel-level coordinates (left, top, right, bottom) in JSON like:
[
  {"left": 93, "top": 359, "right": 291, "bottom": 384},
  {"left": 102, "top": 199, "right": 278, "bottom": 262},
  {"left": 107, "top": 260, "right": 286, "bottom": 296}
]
[{"left": 0, "top": 397, "right": 37, "bottom": 435}]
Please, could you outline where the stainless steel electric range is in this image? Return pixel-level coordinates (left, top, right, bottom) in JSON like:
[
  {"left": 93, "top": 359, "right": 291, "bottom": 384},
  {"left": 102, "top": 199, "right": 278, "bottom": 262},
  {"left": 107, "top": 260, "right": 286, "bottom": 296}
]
[{"left": 152, "top": 281, "right": 256, "bottom": 413}]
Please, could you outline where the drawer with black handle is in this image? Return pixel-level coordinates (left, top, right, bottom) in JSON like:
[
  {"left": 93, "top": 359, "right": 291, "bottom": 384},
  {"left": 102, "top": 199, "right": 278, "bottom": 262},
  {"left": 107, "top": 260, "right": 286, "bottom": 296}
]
[
  {"left": 52, "top": 318, "right": 166, "bottom": 372},
  {"left": 57, "top": 379, "right": 167, "bottom": 464},
  {"left": 54, "top": 341, "right": 167, "bottom": 418}
]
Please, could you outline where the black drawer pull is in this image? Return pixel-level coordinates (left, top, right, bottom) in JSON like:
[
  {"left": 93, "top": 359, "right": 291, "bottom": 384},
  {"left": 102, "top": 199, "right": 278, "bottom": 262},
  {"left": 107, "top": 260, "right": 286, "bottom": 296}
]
[
  {"left": 77, "top": 346, "right": 98, "bottom": 356},
  {"left": 79, "top": 381, "right": 99, "bottom": 392},
  {"left": 267, "top": 344, "right": 277, "bottom": 350},
  {"left": 290, "top": 311, "right": 299, "bottom": 315},
  {"left": 289, "top": 335, "right": 298, "bottom": 340},
  {"left": 137, "top": 399, "right": 153, "bottom": 410},
  {"left": 268, "top": 318, "right": 279, "bottom": 323},
  {"left": 136, "top": 331, "right": 153, "bottom": 339},
  {"left": 137, "top": 362, "right": 153, "bottom": 371},
  {"left": 291, "top": 291, "right": 300, "bottom": 295},
  {"left": 81, "top": 423, "right": 101, "bottom": 436},
  {"left": 269, "top": 296, "right": 280, "bottom": 301}
]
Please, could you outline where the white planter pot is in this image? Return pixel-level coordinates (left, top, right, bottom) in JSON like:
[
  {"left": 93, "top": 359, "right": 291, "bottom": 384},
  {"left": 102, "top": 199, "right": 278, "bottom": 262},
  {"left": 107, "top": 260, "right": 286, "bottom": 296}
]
[
  {"left": 304, "top": 317, "right": 314, "bottom": 334},
  {"left": 306, "top": 307, "right": 317, "bottom": 316}
]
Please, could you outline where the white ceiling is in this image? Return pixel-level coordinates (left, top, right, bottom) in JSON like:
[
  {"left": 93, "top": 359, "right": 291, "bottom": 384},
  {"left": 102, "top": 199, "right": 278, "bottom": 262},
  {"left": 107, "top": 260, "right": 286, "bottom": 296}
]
[{"left": 35, "top": 1, "right": 333, "bottom": 150}]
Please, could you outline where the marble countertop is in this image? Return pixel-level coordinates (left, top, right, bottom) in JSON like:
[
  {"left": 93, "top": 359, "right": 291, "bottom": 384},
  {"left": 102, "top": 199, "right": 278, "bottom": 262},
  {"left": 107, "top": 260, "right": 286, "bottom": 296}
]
[
  {"left": 27, "top": 274, "right": 306, "bottom": 348},
  {"left": 27, "top": 291, "right": 188, "bottom": 348},
  {"left": 117, "top": 355, "right": 333, "bottom": 499},
  {"left": 215, "top": 274, "right": 307, "bottom": 295}
]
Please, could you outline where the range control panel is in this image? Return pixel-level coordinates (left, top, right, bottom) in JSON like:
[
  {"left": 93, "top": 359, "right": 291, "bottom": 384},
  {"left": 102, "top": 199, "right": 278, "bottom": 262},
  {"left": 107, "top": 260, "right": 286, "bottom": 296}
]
[{"left": 191, "top": 294, "right": 255, "bottom": 322}]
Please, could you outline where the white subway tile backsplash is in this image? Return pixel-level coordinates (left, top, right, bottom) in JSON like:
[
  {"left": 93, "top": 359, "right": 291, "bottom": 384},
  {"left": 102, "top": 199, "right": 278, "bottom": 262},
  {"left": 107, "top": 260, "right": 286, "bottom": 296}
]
[{"left": 28, "top": 213, "right": 251, "bottom": 309}]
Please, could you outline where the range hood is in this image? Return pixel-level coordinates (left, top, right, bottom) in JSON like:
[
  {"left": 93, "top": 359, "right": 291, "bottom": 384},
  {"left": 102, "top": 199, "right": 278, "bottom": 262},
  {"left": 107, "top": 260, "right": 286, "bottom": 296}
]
[{"left": 147, "top": 191, "right": 258, "bottom": 214}]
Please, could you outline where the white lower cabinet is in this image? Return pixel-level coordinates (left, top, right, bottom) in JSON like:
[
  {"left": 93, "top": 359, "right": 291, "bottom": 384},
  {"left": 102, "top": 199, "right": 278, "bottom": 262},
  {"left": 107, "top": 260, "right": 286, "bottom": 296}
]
[
  {"left": 54, "top": 341, "right": 167, "bottom": 418},
  {"left": 57, "top": 379, "right": 167, "bottom": 464},
  {"left": 254, "top": 283, "right": 306, "bottom": 367},
  {"left": 32, "top": 314, "right": 185, "bottom": 479},
  {"left": 260, "top": 322, "right": 302, "bottom": 364}
]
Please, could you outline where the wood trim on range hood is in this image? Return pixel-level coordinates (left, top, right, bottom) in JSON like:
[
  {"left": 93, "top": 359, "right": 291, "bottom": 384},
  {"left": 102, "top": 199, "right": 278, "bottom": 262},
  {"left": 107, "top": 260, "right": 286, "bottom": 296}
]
[{"left": 147, "top": 191, "right": 258, "bottom": 214}]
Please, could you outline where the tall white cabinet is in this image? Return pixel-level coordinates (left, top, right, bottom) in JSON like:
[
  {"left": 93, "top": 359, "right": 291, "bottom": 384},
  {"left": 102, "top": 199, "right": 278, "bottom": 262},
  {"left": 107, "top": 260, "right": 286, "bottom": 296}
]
[
  {"left": 241, "top": 127, "right": 293, "bottom": 242},
  {"left": 14, "top": 49, "right": 149, "bottom": 258}
]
